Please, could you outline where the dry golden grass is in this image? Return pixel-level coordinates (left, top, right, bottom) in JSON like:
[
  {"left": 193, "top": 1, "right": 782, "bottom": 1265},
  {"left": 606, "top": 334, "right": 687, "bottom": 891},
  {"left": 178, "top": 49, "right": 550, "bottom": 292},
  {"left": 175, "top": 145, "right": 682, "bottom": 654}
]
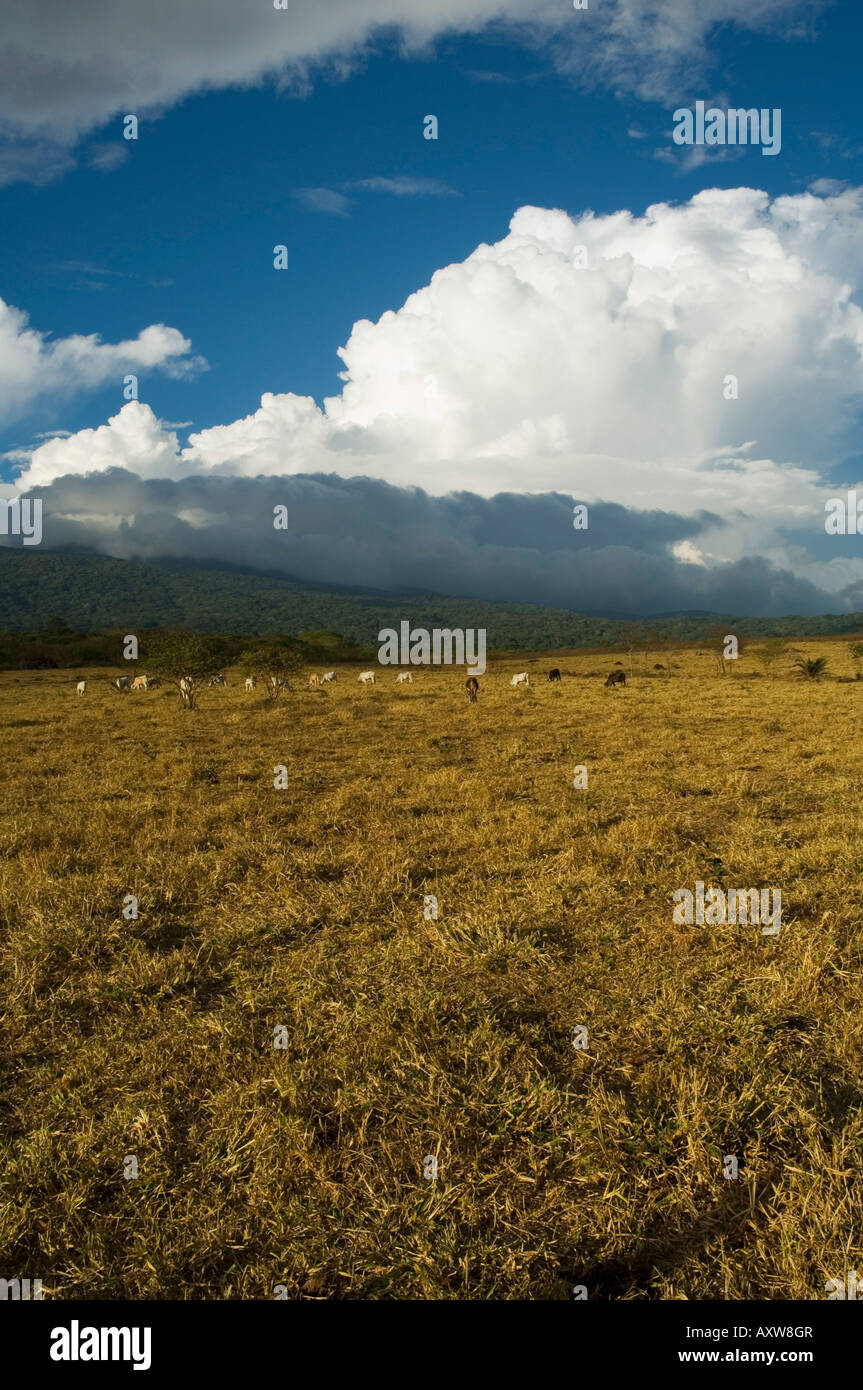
[{"left": 0, "top": 642, "right": 861, "bottom": 1299}]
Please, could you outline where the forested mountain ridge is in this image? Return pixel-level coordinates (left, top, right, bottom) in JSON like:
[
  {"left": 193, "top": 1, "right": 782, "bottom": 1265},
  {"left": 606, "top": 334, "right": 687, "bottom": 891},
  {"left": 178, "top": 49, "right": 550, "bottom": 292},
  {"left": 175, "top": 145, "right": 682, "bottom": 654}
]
[{"left": 1, "top": 547, "right": 862, "bottom": 652}]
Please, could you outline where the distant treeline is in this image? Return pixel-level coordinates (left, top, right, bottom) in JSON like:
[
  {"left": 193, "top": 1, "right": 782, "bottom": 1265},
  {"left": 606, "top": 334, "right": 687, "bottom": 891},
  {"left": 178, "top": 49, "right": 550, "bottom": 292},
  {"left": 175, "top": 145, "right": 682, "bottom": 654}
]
[
  {"left": 3, "top": 615, "right": 862, "bottom": 673},
  {"left": 0, "top": 621, "right": 372, "bottom": 671}
]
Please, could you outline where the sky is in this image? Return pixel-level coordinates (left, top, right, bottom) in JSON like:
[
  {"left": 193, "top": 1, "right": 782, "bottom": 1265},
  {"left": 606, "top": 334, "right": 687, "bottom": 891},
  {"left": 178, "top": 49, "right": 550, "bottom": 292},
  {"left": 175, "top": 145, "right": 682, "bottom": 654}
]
[{"left": 2, "top": 0, "right": 863, "bottom": 617}]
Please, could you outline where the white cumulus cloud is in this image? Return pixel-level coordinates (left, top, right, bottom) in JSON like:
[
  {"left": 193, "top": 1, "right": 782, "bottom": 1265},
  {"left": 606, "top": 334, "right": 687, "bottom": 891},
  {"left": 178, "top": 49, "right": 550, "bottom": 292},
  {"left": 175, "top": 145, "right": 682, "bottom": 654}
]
[
  {"left": 13, "top": 184, "right": 863, "bottom": 594},
  {"left": 0, "top": 297, "right": 205, "bottom": 428},
  {"left": 17, "top": 403, "right": 187, "bottom": 487}
]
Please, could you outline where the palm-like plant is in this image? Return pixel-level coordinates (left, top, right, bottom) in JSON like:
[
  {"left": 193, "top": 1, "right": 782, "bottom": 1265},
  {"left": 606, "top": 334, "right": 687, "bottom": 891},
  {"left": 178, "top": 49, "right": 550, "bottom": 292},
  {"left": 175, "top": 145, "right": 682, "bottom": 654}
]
[{"left": 793, "top": 656, "right": 828, "bottom": 680}]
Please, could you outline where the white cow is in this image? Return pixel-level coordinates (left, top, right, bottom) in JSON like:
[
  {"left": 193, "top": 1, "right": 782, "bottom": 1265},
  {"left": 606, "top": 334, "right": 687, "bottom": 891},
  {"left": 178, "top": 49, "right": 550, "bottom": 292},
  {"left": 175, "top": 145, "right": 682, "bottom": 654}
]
[
  {"left": 116, "top": 676, "right": 131, "bottom": 692},
  {"left": 358, "top": 671, "right": 376, "bottom": 685},
  {"left": 395, "top": 671, "right": 413, "bottom": 684},
  {"left": 131, "top": 675, "right": 150, "bottom": 691},
  {"left": 244, "top": 676, "right": 256, "bottom": 691},
  {"left": 320, "top": 671, "right": 336, "bottom": 683},
  {"left": 76, "top": 680, "right": 86, "bottom": 696},
  {"left": 510, "top": 672, "right": 530, "bottom": 688},
  {"left": 179, "top": 677, "right": 192, "bottom": 696}
]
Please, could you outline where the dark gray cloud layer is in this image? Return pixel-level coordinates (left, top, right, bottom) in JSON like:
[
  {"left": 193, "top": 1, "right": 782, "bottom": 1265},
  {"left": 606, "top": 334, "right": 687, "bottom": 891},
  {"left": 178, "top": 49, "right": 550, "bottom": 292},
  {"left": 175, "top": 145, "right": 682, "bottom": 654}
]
[{"left": 11, "top": 468, "right": 853, "bottom": 617}]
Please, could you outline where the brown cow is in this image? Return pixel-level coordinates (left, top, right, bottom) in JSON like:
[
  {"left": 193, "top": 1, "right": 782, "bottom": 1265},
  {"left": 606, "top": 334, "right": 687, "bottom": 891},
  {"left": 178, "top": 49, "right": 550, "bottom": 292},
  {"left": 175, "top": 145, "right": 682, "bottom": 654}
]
[
  {"left": 604, "top": 671, "right": 626, "bottom": 688},
  {"left": 466, "top": 676, "right": 479, "bottom": 703}
]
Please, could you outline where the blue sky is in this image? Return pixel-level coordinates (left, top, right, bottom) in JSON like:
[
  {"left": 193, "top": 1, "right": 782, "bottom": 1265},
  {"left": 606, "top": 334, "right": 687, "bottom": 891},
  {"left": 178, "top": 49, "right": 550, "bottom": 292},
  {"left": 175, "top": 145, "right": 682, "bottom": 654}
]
[
  {"left": 2, "top": 0, "right": 863, "bottom": 616},
  {"left": 2, "top": 4, "right": 857, "bottom": 460}
]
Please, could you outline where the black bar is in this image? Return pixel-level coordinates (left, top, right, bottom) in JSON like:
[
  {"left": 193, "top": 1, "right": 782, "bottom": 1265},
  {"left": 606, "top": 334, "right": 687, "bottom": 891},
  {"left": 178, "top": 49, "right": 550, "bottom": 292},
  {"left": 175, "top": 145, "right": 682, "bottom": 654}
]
[{"left": 6, "top": 1297, "right": 854, "bottom": 1377}]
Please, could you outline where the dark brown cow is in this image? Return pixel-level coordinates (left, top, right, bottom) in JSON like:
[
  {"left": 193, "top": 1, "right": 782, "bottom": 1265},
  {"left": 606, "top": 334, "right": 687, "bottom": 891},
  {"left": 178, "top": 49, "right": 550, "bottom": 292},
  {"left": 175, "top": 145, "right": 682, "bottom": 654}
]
[
  {"left": 466, "top": 676, "right": 479, "bottom": 703},
  {"left": 548, "top": 668, "right": 561, "bottom": 682},
  {"left": 605, "top": 671, "right": 626, "bottom": 688}
]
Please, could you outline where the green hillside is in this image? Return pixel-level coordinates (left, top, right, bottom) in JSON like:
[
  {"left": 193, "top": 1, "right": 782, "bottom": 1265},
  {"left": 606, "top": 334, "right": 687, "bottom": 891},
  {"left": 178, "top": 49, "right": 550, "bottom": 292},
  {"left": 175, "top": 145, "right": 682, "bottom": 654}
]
[{"left": 1, "top": 547, "right": 862, "bottom": 652}]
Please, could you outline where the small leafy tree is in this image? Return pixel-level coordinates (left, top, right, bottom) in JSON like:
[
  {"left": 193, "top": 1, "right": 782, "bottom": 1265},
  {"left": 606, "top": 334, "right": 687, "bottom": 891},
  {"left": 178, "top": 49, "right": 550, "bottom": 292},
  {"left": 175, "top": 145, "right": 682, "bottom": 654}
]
[
  {"left": 849, "top": 642, "right": 863, "bottom": 679},
  {"left": 146, "top": 631, "right": 225, "bottom": 709},
  {"left": 752, "top": 637, "right": 786, "bottom": 681},
  {"left": 793, "top": 656, "right": 828, "bottom": 681},
  {"left": 240, "top": 640, "right": 304, "bottom": 702}
]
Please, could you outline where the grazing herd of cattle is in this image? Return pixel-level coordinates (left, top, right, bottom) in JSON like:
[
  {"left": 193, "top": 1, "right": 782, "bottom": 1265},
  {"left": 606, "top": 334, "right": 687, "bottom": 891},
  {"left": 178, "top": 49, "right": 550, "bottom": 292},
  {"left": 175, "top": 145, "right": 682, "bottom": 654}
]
[{"left": 73, "top": 666, "right": 629, "bottom": 701}]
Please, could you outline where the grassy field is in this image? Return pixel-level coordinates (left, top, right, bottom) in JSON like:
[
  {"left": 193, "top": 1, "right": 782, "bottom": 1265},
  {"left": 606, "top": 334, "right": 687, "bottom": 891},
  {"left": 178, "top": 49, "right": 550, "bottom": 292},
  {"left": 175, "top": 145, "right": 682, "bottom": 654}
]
[{"left": 1, "top": 641, "right": 861, "bottom": 1300}]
